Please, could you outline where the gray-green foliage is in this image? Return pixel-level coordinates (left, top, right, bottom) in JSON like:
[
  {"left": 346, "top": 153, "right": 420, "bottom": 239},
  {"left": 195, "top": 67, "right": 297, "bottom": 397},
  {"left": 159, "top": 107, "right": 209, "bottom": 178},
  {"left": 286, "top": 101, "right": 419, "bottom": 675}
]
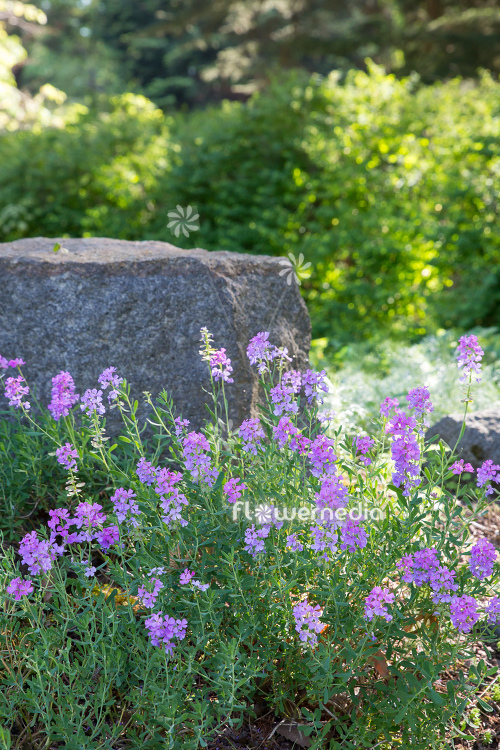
[{"left": 0, "top": 332, "right": 499, "bottom": 748}]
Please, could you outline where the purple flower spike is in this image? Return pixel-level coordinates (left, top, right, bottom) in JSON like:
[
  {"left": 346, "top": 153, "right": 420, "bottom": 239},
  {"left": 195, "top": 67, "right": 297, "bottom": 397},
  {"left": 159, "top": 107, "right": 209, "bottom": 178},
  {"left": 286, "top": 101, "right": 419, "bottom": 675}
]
[
  {"left": 209, "top": 348, "right": 233, "bottom": 383},
  {"left": 469, "top": 538, "right": 497, "bottom": 580},
  {"left": 293, "top": 599, "right": 324, "bottom": 647},
  {"left": 406, "top": 386, "right": 433, "bottom": 417},
  {"left": 111, "top": 488, "right": 141, "bottom": 528},
  {"left": 4, "top": 375, "right": 30, "bottom": 410},
  {"left": 364, "top": 586, "right": 395, "bottom": 622},
  {"left": 144, "top": 612, "right": 188, "bottom": 655},
  {"left": 136, "top": 457, "right": 157, "bottom": 486},
  {"left": 477, "top": 460, "right": 500, "bottom": 496},
  {"left": 355, "top": 435, "right": 375, "bottom": 466},
  {"left": 302, "top": 369, "right": 328, "bottom": 404},
  {"left": 456, "top": 334, "right": 484, "bottom": 383},
  {"left": 48, "top": 371, "right": 79, "bottom": 420},
  {"left": 380, "top": 397, "right": 399, "bottom": 418},
  {"left": 238, "top": 418, "right": 265, "bottom": 454},
  {"left": 450, "top": 594, "right": 479, "bottom": 633},
  {"left": 55, "top": 443, "right": 79, "bottom": 472},
  {"left": 486, "top": 596, "right": 500, "bottom": 625},
  {"left": 80, "top": 389, "right": 105, "bottom": 416},
  {"left": 19, "top": 531, "right": 55, "bottom": 575},
  {"left": 138, "top": 577, "right": 164, "bottom": 608},
  {"left": 98, "top": 366, "right": 123, "bottom": 402}
]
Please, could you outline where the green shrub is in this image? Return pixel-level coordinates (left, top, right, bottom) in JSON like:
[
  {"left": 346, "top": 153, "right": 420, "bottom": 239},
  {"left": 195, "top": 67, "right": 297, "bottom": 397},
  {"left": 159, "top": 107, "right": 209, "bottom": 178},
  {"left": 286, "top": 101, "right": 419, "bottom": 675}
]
[
  {"left": 150, "top": 65, "right": 500, "bottom": 347},
  {"left": 0, "top": 93, "right": 170, "bottom": 240},
  {"left": 1, "top": 331, "right": 499, "bottom": 748},
  {"left": 2, "top": 65, "right": 500, "bottom": 345}
]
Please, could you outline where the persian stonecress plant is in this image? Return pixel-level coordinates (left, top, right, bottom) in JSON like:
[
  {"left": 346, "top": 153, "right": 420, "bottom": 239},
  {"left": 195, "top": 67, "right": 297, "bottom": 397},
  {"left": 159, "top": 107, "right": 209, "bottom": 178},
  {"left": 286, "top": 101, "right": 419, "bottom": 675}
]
[{"left": 0, "top": 332, "right": 499, "bottom": 749}]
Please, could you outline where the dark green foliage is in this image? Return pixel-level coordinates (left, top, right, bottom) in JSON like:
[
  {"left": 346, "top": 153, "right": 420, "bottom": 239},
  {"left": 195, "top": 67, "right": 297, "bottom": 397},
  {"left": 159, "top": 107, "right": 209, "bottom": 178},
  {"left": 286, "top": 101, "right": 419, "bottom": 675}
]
[
  {"left": 2, "top": 67, "right": 500, "bottom": 348},
  {"left": 22, "top": 1, "right": 500, "bottom": 106}
]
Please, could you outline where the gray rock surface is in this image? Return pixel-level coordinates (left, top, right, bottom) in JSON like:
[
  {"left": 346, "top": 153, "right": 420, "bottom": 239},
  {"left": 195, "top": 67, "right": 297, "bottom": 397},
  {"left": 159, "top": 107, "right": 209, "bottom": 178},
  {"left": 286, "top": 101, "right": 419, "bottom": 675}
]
[
  {"left": 426, "top": 407, "right": 500, "bottom": 467},
  {"left": 0, "top": 237, "right": 311, "bottom": 431}
]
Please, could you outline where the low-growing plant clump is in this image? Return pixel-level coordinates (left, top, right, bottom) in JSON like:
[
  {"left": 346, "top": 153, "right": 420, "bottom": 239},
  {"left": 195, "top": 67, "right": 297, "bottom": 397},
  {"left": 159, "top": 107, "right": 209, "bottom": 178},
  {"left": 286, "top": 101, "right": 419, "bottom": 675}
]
[{"left": 0, "top": 333, "right": 499, "bottom": 749}]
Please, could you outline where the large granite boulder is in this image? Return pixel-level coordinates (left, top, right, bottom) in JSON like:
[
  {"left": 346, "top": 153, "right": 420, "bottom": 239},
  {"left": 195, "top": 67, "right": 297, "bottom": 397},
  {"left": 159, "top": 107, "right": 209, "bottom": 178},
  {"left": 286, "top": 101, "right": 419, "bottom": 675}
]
[
  {"left": 426, "top": 407, "right": 500, "bottom": 468},
  {"left": 0, "top": 237, "right": 311, "bottom": 430}
]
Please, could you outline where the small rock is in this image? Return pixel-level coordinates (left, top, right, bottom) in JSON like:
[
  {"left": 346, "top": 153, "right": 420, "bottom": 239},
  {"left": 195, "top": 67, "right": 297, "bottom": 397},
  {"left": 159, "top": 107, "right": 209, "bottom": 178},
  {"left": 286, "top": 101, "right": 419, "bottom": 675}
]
[{"left": 426, "top": 407, "right": 500, "bottom": 468}]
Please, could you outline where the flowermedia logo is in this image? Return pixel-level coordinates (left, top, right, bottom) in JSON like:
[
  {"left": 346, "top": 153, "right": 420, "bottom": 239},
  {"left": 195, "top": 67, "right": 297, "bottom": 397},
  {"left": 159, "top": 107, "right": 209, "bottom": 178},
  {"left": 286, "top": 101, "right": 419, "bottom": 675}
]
[
  {"left": 278, "top": 252, "right": 312, "bottom": 286},
  {"left": 167, "top": 205, "right": 200, "bottom": 238},
  {"left": 231, "top": 502, "right": 383, "bottom": 523}
]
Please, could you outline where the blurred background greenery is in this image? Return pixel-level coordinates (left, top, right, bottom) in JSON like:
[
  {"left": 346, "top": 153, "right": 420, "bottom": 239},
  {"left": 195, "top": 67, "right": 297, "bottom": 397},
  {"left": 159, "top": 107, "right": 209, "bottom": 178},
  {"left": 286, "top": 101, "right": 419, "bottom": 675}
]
[{"left": 1, "top": 0, "right": 500, "bottom": 411}]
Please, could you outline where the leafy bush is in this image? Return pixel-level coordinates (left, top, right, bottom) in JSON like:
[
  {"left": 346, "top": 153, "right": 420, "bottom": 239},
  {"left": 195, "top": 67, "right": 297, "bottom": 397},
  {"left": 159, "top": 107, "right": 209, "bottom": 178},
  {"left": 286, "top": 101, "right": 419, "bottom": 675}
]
[
  {"left": 1, "top": 333, "right": 499, "bottom": 749},
  {"left": 2, "top": 66, "right": 500, "bottom": 346},
  {"left": 150, "top": 65, "right": 500, "bottom": 347},
  {"left": 0, "top": 93, "right": 169, "bottom": 240}
]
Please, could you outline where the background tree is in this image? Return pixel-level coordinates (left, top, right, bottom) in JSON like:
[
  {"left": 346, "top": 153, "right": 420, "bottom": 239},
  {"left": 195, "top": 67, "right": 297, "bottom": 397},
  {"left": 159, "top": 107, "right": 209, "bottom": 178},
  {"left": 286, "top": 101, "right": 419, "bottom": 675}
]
[{"left": 19, "top": 0, "right": 500, "bottom": 107}]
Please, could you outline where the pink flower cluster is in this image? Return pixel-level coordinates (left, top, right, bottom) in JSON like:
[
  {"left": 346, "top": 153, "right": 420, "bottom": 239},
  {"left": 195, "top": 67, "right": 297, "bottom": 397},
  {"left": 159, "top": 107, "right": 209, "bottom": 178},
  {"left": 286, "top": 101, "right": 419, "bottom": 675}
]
[
  {"left": 486, "top": 596, "right": 500, "bottom": 625},
  {"left": 286, "top": 533, "right": 304, "bottom": 552},
  {"left": 302, "top": 369, "right": 328, "bottom": 405},
  {"left": 244, "top": 524, "right": 271, "bottom": 558},
  {"left": 380, "top": 397, "right": 399, "bottom": 418},
  {"left": 314, "top": 474, "right": 349, "bottom": 516},
  {"left": 224, "top": 477, "right": 247, "bottom": 504},
  {"left": 309, "top": 524, "right": 339, "bottom": 560},
  {"left": 270, "top": 381, "right": 299, "bottom": 416},
  {"left": 132, "top": 567, "right": 192, "bottom": 656},
  {"left": 136, "top": 457, "right": 157, "bottom": 486},
  {"left": 179, "top": 568, "right": 209, "bottom": 591},
  {"left": 397, "top": 548, "right": 458, "bottom": 604},
  {"left": 308, "top": 434, "right": 337, "bottom": 478},
  {"left": 477, "top": 460, "right": 500, "bottom": 496},
  {"left": 340, "top": 518, "right": 368, "bottom": 553},
  {"left": 19, "top": 531, "right": 57, "bottom": 575},
  {"left": 174, "top": 417, "right": 190, "bottom": 437},
  {"left": 386, "top": 406, "right": 421, "bottom": 496},
  {"left": 246, "top": 331, "right": 291, "bottom": 374},
  {"left": 292, "top": 599, "right": 324, "bottom": 647},
  {"left": 73, "top": 501, "right": 107, "bottom": 541},
  {"left": 0, "top": 356, "right": 25, "bottom": 369},
  {"left": 48, "top": 371, "right": 79, "bottom": 420},
  {"left": 80, "top": 388, "right": 105, "bottom": 416},
  {"left": 138, "top": 576, "right": 164, "bottom": 608},
  {"left": 406, "top": 386, "right": 433, "bottom": 418},
  {"left": 6, "top": 576, "right": 34, "bottom": 600},
  {"left": 451, "top": 459, "right": 474, "bottom": 475}
]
